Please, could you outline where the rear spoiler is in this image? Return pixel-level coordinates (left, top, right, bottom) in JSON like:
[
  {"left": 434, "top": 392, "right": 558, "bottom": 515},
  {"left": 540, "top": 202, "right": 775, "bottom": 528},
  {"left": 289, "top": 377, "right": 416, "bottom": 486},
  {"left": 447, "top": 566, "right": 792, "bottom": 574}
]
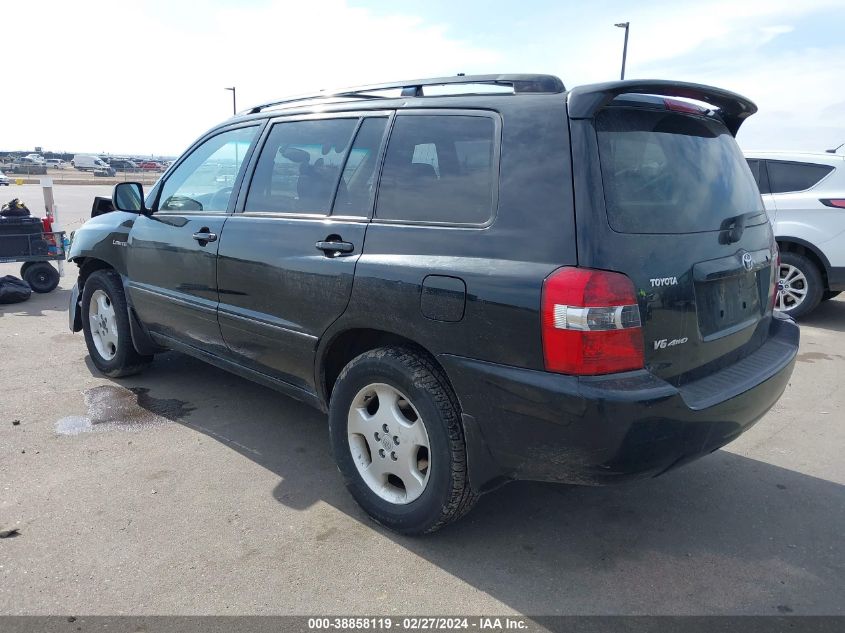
[{"left": 567, "top": 80, "right": 757, "bottom": 136}]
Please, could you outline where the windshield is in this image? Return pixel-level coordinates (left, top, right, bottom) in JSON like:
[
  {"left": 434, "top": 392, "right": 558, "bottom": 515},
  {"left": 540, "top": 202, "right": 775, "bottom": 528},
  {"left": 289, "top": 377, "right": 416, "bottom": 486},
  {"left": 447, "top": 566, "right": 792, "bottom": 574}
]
[{"left": 596, "top": 107, "right": 766, "bottom": 234}]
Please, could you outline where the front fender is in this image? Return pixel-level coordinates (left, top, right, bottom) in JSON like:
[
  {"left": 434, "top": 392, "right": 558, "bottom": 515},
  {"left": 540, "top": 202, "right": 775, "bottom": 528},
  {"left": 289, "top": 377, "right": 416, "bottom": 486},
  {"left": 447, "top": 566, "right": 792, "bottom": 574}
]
[{"left": 67, "top": 210, "right": 139, "bottom": 275}]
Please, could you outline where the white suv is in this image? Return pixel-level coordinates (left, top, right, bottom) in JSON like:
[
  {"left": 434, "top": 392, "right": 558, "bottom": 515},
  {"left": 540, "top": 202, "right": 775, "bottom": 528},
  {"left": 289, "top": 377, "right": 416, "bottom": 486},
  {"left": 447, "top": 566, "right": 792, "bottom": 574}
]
[{"left": 745, "top": 151, "right": 845, "bottom": 317}]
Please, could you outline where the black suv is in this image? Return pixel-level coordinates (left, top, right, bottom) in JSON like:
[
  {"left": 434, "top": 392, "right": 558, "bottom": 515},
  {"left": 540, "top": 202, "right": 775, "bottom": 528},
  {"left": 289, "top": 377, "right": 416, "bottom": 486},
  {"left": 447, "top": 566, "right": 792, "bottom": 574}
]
[{"left": 68, "top": 75, "right": 799, "bottom": 534}]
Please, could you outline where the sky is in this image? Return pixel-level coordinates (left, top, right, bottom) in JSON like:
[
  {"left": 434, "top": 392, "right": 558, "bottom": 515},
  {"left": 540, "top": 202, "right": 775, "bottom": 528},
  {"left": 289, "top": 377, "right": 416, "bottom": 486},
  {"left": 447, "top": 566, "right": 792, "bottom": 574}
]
[{"left": 1, "top": 0, "right": 843, "bottom": 157}]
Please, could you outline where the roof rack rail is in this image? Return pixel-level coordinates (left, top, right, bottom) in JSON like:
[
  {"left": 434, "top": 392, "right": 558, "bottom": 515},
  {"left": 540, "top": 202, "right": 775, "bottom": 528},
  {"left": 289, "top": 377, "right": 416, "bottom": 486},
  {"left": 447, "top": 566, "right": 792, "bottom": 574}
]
[{"left": 246, "top": 74, "right": 565, "bottom": 114}]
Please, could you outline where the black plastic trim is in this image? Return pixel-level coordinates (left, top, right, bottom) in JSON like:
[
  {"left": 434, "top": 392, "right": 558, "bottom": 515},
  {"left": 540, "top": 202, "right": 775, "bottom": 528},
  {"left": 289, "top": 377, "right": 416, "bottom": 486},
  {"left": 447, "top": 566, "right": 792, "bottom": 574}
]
[
  {"left": 828, "top": 266, "right": 845, "bottom": 290},
  {"left": 150, "top": 332, "right": 323, "bottom": 410},
  {"left": 68, "top": 281, "right": 82, "bottom": 332},
  {"left": 776, "top": 235, "right": 833, "bottom": 278},
  {"left": 679, "top": 314, "right": 798, "bottom": 410}
]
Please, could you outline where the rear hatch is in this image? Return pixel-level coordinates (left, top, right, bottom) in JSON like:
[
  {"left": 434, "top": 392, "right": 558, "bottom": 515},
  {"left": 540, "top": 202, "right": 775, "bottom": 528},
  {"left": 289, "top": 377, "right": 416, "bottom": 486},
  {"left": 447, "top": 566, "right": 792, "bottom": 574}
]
[{"left": 568, "top": 86, "right": 776, "bottom": 386}]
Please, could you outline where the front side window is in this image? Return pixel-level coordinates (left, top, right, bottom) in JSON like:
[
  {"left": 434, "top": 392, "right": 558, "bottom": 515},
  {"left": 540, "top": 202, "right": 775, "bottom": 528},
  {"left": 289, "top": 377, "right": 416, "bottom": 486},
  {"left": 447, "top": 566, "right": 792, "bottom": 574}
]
[
  {"left": 158, "top": 126, "right": 258, "bottom": 213},
  {"left": 766, "top": 160, "right": 834, "bottom": 194},
  {"left": 245, "top": 118, "right": 359, "bottom": 214},
  {"left": 376, "top": 115, "right": 496, "bottom": 225}
]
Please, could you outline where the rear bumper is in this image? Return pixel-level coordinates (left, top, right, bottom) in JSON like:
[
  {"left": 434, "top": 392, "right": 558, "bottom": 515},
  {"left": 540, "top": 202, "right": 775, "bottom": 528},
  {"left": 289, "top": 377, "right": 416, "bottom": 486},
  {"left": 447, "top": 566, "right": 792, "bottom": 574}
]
[{"left": 440, "top": 314, "right": 799, "bottom": 491}]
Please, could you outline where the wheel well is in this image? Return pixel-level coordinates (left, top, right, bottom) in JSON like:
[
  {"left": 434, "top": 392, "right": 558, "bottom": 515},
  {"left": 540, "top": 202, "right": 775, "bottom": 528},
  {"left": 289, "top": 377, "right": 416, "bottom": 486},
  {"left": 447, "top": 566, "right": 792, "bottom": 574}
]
[
  {"left": 777, "top": 240, "right": 829, "bottom": 290},
  {"left": 320, "top": 329, "right": 446, "bottom": 404},
  {"left": 75, "top": 257, "right": 114, "bottom": 291}
]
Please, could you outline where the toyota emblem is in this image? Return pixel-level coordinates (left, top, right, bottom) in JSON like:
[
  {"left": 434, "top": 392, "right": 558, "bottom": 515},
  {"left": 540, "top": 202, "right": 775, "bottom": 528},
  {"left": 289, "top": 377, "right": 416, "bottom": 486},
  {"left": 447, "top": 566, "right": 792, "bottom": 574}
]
[{"left": 742, "top": 252, "right": 754, "bottom": 271}]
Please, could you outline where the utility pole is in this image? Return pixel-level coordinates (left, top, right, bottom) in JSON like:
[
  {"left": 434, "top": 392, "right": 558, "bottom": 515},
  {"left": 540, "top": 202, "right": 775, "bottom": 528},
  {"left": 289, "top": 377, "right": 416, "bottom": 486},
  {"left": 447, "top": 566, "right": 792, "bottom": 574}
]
[
  {"left": 224, "top": 87, "right": 237, "bottom": 115},
  {"left": 614, "top": 22, "right": 630, "bottom": 80}
]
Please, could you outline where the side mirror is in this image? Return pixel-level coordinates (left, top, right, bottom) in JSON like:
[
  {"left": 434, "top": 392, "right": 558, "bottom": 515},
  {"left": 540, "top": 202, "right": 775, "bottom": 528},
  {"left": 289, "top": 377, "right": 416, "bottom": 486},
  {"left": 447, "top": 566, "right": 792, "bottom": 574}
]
[{"left": 112, "top": 182, "right": 147, "bottom": 213}]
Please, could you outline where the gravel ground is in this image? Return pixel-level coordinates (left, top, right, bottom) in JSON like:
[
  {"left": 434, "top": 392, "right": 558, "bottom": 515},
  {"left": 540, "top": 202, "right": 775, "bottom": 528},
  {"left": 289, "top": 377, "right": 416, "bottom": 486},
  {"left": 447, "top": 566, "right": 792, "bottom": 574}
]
[{"left": 0, "top": 185, "right": 843, "bottom": 616}]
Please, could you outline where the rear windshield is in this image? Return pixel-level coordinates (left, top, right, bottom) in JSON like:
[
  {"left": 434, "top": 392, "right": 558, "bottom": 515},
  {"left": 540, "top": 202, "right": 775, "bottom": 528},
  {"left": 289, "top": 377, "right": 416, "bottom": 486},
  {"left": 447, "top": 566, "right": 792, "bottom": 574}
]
[{"left": 596, "top": 108, "right": 766, "bottom": 234}]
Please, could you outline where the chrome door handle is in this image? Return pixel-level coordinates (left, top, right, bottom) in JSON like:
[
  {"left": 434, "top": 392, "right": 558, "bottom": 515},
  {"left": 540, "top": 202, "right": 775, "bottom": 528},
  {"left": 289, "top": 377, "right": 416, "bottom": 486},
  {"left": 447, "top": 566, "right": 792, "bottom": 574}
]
[
  {"left": 192, "top": 231, "right": 217, "bottom": 243},
  {"left": 316, "top": 240, "right": 354, "bottom": 255}
]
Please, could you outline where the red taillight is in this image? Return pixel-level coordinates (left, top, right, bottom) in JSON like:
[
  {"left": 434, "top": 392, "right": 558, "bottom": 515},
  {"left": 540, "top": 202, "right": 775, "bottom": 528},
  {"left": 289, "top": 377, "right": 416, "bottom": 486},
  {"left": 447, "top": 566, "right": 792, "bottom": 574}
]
[
  {"left": 541, "top": 267, "right": 644, "bottom": 375},
  {"left": 663, "top": 98, "right": 706, "bottom": 115},
  {"left": 820, "top": 199, "right": 845, "bottom": 208}
]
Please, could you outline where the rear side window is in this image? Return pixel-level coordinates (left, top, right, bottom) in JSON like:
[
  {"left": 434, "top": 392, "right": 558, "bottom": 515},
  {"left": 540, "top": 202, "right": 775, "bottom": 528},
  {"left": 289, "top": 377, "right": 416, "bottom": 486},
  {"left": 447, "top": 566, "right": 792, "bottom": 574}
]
[
  {"left": 245, "top": 118, "right": 358, "bottom": 214},
  {"left": 596, "top": 108, "right": 765, "bottom": 234},
  {"left": 766, "top": 160, "right": 833, "bottom": 194},
  {"left": 745, "top": 158, "right": 770, "bottom": 194},
  {"left": 376, "top": 115, "right": 496, "bottom": 225}
]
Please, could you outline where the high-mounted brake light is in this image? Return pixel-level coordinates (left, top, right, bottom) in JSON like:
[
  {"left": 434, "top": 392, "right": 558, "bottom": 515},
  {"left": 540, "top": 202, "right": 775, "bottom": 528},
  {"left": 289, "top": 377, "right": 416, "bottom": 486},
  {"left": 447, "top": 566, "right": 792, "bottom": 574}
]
[
  {"left": 820, "top": 199, "right": 845, "bottom": 209},
  {"left": 541, "top": 267, "right": 644, "bottom": 375},
  {"left": 663, "top": 98, "right": 707, "bottom": 115}
]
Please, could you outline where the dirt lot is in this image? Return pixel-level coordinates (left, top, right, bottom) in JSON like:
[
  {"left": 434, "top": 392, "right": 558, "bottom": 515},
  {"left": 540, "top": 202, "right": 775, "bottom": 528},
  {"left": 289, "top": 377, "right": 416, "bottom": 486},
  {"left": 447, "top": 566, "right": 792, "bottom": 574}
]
[{"left": 0, "top": 185, "right": 843, "bottom": 615}]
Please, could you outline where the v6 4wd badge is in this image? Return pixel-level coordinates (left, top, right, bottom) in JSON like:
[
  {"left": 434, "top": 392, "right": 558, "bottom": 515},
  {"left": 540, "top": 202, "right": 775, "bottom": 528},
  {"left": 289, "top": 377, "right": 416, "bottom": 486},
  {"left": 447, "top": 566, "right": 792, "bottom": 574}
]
[{"left": 654, "top": 337, "right": 688, "bottom": 350}]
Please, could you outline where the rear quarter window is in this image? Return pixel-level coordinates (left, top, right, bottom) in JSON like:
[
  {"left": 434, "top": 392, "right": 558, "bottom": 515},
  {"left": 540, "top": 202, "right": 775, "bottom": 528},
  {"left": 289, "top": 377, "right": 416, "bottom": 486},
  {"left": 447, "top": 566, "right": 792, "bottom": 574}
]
[
  {"left": 375, "top": 114, "right": 497, "bottom": 225},
  {"left": 596, "top": 108, "right": 765, "bottom": 234},
  {"left": 766, "top": 160, "right": 834, "bottom": 194}
]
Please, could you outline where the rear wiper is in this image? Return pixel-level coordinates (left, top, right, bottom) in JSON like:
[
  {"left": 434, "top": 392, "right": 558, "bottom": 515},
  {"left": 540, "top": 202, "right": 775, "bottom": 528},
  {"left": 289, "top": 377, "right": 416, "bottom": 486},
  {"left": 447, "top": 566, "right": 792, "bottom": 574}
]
[{"left": 719, "top": 211, "right": 763, "bottom": 244}]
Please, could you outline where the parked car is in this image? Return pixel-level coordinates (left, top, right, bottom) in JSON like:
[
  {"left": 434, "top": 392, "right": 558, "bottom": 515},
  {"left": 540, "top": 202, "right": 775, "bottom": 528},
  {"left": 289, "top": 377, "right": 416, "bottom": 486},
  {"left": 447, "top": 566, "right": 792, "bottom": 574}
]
[
  {"left": 7, "top": 158, "right": 47, "bottom": 175},
  {"left": 67, "top": 75, "right": 798, "bottom": 534},
  {"left": 45, "top": 158, "right": 67, "bottom": 169},
  {"left": 0, "top": 170, "right": 10, "bottom": 185},
  {"left": 745, "top": 151, "right": 845, "bottom": 317},
  {"left": 24, "top": 153, "right": 45, "bottom": 163},
  {"left": 137, "top": 161, "right": 162, "bottom": 171},
  {"left": 108, "top": 159, "right": 138, "bottom": 171},
  {"left": 72, "top": 154, "right": 111, "bottom": 172}
]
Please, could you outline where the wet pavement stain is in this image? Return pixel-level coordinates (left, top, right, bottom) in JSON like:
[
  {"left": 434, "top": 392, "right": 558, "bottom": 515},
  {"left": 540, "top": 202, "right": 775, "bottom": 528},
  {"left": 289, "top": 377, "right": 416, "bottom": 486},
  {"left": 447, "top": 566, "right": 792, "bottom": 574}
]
[
  {"left": 56, "top": 385, "right": 195, "bottom": 435},
  {"left": 797, "top": 351, "right": 844, "bottom": 363}
]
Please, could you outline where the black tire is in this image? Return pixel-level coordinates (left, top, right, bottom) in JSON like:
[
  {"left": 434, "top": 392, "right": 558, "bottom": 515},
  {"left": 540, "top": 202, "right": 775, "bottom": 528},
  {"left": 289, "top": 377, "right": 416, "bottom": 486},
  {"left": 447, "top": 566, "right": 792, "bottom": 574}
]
[
  {"left": 20, "top": 262, "right": 33, "bottom": 278},
  {"left": 777, "top": 251, "right": 823, "bottom": 319},
  {"left": 81, "top": 269, "right": 152, "bottom": 377},
  {"left": 822, "top": 291, "right": 841, "bottom": 302},
  {"left": 328, "top": 347, "right": 478, "bottom": 534},
  {"left": 23, "top": 262, "right": 59, "bottom": 293}
]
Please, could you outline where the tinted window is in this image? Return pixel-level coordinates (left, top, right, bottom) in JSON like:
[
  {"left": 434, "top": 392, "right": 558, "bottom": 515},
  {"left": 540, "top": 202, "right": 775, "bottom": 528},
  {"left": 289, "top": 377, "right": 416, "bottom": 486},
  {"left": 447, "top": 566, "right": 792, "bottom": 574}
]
[
  {"left": 767, "top": 160, "right": 833, "bottom": 194},
  {"left": 159, "top": 126, "right": 258, "bottom": 213},
  {"left": 245, "top": 118, "right": 358, "bottom": 214},
  {"left": 333, "top": 117, "right": 388, "bottom": 217},
  {"left": 745, "top": 158, "right": 770, "bottom": 194},
  {"left": 376, "top": 115, "right": 496, "bottom": 224},
  {"left": 746, "top": 159, "right": 761, "bottom": 186},
  {"left": 596, "top": 109, "right": 765, "bottom": 233}
]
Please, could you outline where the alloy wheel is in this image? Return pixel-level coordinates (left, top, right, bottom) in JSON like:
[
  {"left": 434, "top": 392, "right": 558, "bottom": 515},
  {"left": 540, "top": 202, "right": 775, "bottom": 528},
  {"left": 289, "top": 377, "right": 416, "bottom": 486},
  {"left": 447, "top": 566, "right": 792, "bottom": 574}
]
[{"left": 777, "top": 263, "right": 808, "bottom": 312}]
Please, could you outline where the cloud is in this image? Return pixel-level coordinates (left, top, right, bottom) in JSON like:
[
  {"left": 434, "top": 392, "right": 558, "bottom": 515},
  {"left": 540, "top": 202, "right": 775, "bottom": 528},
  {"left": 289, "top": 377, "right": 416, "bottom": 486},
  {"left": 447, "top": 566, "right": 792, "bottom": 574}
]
[
  {"left": 0, "top": 0, "right": 843, "bottom": 155},
  {"left": 0, "top": 0, "right": 500, "bottom": 155},
  {"left": 759, "top": 24, "right": 795, "bottom": 41}
]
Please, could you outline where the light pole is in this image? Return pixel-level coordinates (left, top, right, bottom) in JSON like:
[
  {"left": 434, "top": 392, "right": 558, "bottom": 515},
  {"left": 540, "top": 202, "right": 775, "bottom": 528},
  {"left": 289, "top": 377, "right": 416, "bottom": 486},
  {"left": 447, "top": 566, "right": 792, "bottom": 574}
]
[
  {"left": 614, "top": 22, "right": 630, "bottom": 80},
  {"left": 224, "top": 87, "right": 237, "bottom": 115}
]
